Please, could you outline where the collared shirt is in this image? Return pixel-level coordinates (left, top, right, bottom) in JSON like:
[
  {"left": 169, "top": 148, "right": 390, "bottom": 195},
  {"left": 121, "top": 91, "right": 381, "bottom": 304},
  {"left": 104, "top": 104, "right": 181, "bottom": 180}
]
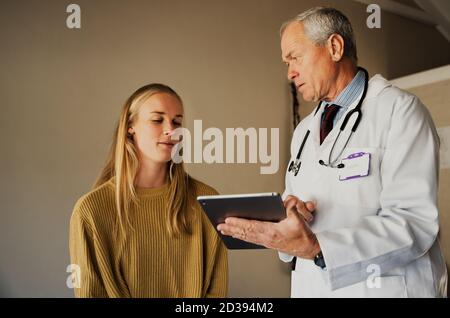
[{"left": 322, "top": 69, "right": 366, "bottom": 127}]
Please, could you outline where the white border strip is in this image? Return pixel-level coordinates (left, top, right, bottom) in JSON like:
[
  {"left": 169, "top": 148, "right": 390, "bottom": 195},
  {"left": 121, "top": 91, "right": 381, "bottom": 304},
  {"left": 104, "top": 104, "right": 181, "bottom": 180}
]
[{"left": 390, "top": 65, "right": 450, "bottom": 89}]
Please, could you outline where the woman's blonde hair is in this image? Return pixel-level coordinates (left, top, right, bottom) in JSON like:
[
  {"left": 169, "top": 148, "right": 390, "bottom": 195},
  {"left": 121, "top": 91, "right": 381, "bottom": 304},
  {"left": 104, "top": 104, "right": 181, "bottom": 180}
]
[{"left": 94, "top": 83, "right": 191, "bottom": 237}]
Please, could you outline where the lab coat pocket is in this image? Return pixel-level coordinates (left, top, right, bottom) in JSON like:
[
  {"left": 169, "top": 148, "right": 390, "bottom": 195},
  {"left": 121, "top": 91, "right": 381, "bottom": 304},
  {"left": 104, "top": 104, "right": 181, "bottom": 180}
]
[{"left": 331, "top": 147, "right": 382, "bottom": 209}]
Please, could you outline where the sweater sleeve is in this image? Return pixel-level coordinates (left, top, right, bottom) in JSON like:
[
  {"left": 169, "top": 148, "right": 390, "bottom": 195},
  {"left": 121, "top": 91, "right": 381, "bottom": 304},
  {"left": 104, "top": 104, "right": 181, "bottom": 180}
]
[
  {"left": 205, "top": 239, "right": 229, "bottom": 298},
  {"left": 69, "top": 208, "right": 109, "bottom": 298},
  {"left": 194, "top": 179, "right": 229, "bottom": 297}
]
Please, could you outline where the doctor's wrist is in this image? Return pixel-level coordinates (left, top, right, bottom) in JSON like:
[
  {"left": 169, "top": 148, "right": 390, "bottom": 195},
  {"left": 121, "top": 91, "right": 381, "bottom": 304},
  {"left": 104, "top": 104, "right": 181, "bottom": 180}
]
[{"left": 306, "top": 236, "right": 321, "bottom": 260}]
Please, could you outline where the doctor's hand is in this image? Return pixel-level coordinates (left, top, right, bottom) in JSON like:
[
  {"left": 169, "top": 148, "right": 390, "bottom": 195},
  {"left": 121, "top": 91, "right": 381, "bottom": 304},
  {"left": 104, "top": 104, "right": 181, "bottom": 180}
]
[
  {"left": 217, "top": 198, "right": 321, "bottom": 259},
  {"left": 283, "top": 195, "right": 316, "bottom": 222}
]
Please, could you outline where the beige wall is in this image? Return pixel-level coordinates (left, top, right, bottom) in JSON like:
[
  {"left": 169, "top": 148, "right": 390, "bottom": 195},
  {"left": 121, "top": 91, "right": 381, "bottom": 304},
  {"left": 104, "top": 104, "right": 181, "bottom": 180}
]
[{"left": 0, "top": 0, "right": 449, "bottom": 297}]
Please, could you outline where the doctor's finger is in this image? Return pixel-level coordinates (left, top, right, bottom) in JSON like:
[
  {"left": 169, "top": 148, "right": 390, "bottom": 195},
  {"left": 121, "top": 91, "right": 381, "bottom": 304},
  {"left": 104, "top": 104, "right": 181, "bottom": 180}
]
[
  {"left": 216, "top": 220, "right": 253, "bottom": 238},
  {"left": 295, "top": 201, "right": 314, "bottom": 222},
  {"left": 216, "top": 223, "right": 243, "bottom": 237},
  {"left": 283, "top": 195, "right": 299, "bottom": 208},
  {"left": 216, "top": 218, "right": 249, "bottom": 235},
  {"left": 217, "top": 222, "right": 268, "bottom": 245},
  {"left": 294, "top": 199, "right": 315, "bottom": 212},
  {"left": 284, "top": 198, "right": 299, "bottom": 212},
  {"left": 286, "top": 204, "right": 301, "bottom": 219},
  {"left": 224, "top": 217, "right": 270, "bottom": 234},
  {"left": 305, "top": 201, "right": 316, "bottom": 212}
]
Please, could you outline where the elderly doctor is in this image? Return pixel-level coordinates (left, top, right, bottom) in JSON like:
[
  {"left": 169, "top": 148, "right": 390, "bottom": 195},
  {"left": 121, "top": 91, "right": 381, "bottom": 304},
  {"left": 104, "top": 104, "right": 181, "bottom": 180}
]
[{"left": 218, "top": 7, "right": 448, "bottom": 297}]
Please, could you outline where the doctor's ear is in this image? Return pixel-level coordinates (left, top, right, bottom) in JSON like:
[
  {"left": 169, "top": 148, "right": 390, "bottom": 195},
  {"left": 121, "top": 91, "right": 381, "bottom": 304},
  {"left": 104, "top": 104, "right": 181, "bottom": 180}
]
[{"left": 327, "top": 33, "right": 345, "bottom": 62}]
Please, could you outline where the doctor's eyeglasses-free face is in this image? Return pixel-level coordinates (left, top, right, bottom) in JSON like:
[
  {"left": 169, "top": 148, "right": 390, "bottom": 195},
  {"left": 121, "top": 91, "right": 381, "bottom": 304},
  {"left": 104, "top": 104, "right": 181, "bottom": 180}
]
[{"left": 288, "top": 67, "right": 369, "bottom": 176}]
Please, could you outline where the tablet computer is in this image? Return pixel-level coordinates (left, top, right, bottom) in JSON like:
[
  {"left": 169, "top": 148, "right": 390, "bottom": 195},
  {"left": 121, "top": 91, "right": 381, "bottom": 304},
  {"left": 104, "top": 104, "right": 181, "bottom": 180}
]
[{"left": 197, "top": 193, "right": 286, "bottom": 249}]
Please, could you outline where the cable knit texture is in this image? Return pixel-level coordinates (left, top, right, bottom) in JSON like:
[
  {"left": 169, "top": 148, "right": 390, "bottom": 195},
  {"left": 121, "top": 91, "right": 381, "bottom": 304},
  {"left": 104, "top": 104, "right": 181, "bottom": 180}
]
[{"left": 69, "top": 177, "right": 228, "bottom": 298}]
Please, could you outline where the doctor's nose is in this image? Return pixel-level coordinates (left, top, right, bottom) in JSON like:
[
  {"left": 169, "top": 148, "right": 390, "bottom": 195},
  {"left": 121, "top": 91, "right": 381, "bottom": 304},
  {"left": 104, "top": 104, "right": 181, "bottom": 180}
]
[
  {"left": 288, "top": 71, "right": 298, "bottom": 81},
  {"left": 287, "top": 67, "right": 299, "bottom": 81}
]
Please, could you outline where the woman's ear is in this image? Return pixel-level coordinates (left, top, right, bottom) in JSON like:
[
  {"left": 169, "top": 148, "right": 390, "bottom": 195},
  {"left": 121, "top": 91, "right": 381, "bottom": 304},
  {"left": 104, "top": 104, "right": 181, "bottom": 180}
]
[
  {"left": 327, "top": 33, "right": 345, "bottom": 62},
  {"left": 127, "top": 127, "right": 135, "bottom": 139}
]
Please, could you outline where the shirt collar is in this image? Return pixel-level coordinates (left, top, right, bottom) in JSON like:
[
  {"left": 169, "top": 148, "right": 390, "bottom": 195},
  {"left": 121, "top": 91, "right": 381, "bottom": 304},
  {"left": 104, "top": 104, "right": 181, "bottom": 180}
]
[{"left": 324, "top": 69, "right": 366, "bottom": 110}]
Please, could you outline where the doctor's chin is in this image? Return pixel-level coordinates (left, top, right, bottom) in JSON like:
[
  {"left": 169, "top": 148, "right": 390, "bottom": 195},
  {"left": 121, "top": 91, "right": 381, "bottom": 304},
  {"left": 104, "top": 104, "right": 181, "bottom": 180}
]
[{"left": 1, "top": 0, "right": 450, "bottom": 304}]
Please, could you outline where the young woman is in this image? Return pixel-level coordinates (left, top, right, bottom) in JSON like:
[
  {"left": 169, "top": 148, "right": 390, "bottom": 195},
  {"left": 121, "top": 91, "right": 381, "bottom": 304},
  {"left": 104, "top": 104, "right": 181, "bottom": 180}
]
[{"left": 69, "top": 84, "right": 228, "bottom": 297}]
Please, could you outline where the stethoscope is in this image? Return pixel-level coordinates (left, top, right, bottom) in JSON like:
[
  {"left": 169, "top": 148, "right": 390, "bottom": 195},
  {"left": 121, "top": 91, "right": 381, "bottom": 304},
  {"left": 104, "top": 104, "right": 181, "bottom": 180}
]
[{"left": 288, "top": 67, "right": 369, "bottom": 176}]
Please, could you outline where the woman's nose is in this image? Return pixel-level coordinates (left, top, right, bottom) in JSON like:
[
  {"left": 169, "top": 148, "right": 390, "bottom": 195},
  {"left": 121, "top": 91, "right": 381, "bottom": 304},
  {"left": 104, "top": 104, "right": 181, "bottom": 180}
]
[
  {"left": 163, "top": 122, "right": 176, "bottom": 135},
  {"left": 163, "top": 129, "right": 175, "bottom": 137}
]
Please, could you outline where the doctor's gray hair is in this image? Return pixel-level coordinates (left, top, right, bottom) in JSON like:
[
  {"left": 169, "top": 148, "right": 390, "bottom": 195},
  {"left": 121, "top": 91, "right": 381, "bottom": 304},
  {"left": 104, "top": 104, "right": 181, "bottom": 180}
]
[{"left": 280, "top": 7, "right": 358, "bottom": 63}]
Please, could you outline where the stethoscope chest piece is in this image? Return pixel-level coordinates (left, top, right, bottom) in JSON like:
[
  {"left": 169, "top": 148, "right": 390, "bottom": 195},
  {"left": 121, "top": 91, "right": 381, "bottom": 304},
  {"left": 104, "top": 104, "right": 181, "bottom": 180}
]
[{"left": 288, "top": 159, "right": 301, "bottom": 176}]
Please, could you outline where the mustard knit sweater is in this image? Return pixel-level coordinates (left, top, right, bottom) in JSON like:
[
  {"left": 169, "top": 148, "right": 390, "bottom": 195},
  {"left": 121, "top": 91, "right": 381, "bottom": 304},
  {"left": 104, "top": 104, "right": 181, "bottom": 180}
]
[{"left": 69, "top": 177, "right": 228, "bottom": 298}]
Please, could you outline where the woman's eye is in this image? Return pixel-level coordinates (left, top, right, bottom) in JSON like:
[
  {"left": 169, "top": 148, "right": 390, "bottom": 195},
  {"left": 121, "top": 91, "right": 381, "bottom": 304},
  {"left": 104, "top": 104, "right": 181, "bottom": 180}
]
[
  {"left": 151, "top": 119, "right": 163, "bottom": 123},
  {"left": 173, "top": 121, "right": 182, "bottom": 126}
]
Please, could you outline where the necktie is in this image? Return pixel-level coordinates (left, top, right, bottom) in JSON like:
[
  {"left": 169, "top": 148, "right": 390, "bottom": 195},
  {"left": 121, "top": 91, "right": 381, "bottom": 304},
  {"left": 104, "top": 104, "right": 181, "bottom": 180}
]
[{"left": 320, "top": 104, "right": 341, "bottom": 145}]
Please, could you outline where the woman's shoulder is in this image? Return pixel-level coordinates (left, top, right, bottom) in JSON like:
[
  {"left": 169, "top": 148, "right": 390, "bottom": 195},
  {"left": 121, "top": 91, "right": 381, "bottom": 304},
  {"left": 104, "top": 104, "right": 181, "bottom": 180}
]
[
  {"left": 189, "top": 177, "right": 219, "bottom": 196},
  {"left": 72, "top": 179, "right": 116, "bottom": 221}
]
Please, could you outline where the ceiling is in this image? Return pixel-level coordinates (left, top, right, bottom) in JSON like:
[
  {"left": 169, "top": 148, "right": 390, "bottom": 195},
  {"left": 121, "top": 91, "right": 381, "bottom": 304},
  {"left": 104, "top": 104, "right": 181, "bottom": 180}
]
[{"left": 353, "top": 0, "right": 450, "bottom": 42}]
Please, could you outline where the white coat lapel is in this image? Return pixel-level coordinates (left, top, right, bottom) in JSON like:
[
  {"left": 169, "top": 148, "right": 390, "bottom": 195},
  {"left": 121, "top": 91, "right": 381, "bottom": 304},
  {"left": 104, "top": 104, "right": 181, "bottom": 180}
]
[
  {"left": 308, "top": 75, "right": 390, "bottom": 164},
  {"left": 316, "top": 74, "right": 392, "bottom": 164},
  {"left": 309, "top": 104, "right": 324, "bottom": 154},
  {"left": 311, "top": 96, "right": 361, "bottom": 161}
]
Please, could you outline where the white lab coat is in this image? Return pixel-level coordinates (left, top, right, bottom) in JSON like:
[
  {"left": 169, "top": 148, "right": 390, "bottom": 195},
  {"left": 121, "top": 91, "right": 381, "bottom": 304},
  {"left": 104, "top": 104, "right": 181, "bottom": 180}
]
[{"left": 280, "top": 74, "right": 448, "bottom": 298}]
